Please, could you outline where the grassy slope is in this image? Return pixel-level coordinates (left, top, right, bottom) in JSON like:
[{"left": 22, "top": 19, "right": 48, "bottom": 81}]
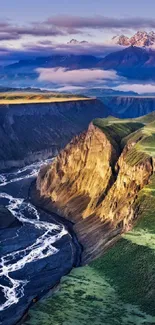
[
  {"left": 24, "top": 116, "right": 155, "bottom": 325},
  {"left": 24, "top": 178, "right": 155, "bottom": 325},
  {"left": 0, "top": 92, "right": 88, "bottom": 104}
]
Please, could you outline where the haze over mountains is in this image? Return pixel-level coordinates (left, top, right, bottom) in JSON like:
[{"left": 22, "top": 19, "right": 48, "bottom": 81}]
[{"left": 1, "top": 45, "right": 155, "bottom": 89}]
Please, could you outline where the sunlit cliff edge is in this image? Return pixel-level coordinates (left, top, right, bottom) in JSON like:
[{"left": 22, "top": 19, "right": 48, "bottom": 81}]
[{"left": 34, "top": 115, "right": 155, "bottom": 264}]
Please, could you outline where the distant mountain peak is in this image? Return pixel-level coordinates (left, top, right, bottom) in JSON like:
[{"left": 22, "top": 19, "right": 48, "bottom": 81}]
[
  {"left": 112, "top": 35, "right": 130, "bottom": 46},
  {"left": 67, "top": 39, "right": 88, "bottom": 45},
  {"left": 112, "top": 31, "right": 155, "bottom": 47}
]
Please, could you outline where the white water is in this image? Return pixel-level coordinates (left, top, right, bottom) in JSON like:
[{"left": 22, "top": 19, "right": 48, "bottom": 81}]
[
  {"left": 0, "top": 160, "right": 67, "bottom": 313},
  {"left": 0, "top": 159, "right": 50, "bottom": 188}
]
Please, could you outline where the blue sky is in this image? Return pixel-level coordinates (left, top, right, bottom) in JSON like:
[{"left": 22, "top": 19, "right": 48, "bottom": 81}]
[{"left": 1, "top": 0, "right": 155, "bottom": 22}]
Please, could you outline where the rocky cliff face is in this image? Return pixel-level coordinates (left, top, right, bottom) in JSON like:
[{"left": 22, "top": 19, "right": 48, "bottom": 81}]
[
  {"left": 112, "top": 31, "right": 155, "bottom": 47},
  {"left": 36, "top": 121, "right": 153, "bottom": 263},
  {"left": 101, "top": 96, "right": 155, "bottom": 118},
  {"left": 0, "top": 99, "right": 109, "bottom": 170}
]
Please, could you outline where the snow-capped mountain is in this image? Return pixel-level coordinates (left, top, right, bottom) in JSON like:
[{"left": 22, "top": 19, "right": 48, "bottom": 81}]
[
  {"left": 112, "top": 35, "right": 130, "bottom": 46},
  {"left": 112, "top": 31, "right": 155, "bottom": 47}
]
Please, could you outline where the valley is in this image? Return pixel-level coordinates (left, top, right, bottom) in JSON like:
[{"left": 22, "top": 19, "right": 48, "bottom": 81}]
[
  {"left": 0, "top": 96, "right": 155, "bottom": 325},
  {"left": 22, "top": 112, "right": 155, "bottom": 325},
  {"left": 1, "top": 3, "right": 155, "bottom": 325},
  {"left": 24, "top": 175, "right": 155, "bottom": 325},
  {"left": 0, "top": 159, "right": 81, "bottom": 325}
]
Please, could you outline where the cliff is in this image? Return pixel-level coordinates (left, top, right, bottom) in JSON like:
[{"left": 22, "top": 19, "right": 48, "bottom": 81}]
[
  {"left": 0, "top": 99, "right": 109, "bottom": 170},
  {"left": 35, "top": 117, "right": 154, "bottom": 263},
  {"left": 101, "top": 96, "right": 155, "bottom": 118}
]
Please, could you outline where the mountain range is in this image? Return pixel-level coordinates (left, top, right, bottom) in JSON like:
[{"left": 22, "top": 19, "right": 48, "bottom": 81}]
[
  {"left": 112, "top": 31, "right": 155, "bottom": 47},
  {"left": 68, "top": 32, "right": 155, "bottom": 48},
  {"left": 1, "top": 45, "right": 155, "bottom": 87}
]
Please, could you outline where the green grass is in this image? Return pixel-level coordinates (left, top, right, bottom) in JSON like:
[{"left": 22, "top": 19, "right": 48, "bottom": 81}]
[
  {"left": 93, "top": 118, "right": 144, "bottom": 151},
  {"left": 93, "top": 117, "right": 155, "bottom": 160},
  {"left": 24, "top": 175, "right": 155, "bottom": 325},
  {"left": 0, "top": 91, "right": 87, "bottom": 104},
  {"left": 93, "top": 118, "right": 144, "bottom": 141},
  {"left": 136, "top": 111, "right": 155, "bottom": 124}
]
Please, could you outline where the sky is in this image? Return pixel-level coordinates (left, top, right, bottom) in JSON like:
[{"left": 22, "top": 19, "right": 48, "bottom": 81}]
[
  {"left": 1, "top": 0, "right": 155, "bottom": 22},
  {"left": 1, "top": 0, "right": 155, "bottom": 93},
  {"left": 1, "top": 0, "right": 155, "bottom": 48}
]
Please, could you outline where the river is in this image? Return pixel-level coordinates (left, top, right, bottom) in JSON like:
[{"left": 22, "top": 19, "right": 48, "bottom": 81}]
[{"left": 0, "top": 159, "right": 80, "bottom": 325}]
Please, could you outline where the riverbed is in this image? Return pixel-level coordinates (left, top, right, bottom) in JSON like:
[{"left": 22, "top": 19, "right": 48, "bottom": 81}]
[{"left": 0, "top": 159, "right": 80, "bottom": 325}]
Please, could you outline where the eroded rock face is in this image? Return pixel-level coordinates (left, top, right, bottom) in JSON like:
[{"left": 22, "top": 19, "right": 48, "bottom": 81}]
[
  {"left": 0, "top": 99, "right": 109, "bottom": 170},
  {"left": 36, "top": 123, "right": 153, "bottom": 263},
  {"left": 95, "top": 148, "right": 153, "bottom": 227},
  {"left": 37, "top": 123, "right": 118, "bottom": 221}
]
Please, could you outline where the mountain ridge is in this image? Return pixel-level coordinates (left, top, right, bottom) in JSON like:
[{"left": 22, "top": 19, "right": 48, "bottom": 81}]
[{"left": 112, "top": 31, "right": 155, "bottom": 47}]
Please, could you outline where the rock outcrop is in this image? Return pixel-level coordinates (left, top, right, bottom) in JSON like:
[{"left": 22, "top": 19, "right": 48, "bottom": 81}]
[{"left": 35, "top": 122, "right": 153, "bottom": 264}]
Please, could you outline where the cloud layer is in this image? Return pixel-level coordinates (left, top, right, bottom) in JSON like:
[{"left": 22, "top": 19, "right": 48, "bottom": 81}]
[
  {"left": 114, "top": 83, "right": 155, "bottom": 94},
  {"left": 37, "top": 67, "right": 118, "bottom": 85},
  {"left": 46, "top": 15, "right": 155, "bottom": 30},
  {"left": 1, "top": 15, "right": 155, "bottom": 42}
]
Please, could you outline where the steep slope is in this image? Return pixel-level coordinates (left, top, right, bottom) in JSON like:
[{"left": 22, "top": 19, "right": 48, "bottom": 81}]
[
  {"left": 0, "top": 99, "right": 109, "bottom": 170},
  {"left": 35, "top": 117, "right": 154, "bottom": 263},
  {"left": 98, "top": 46, "right": 151, "bottom": 69},
  {"left": 101, "top": 96, "right": 155, "bottom": 118},
  {"left": 98, "top": 46, "right": 155, "bottom": 80},
  {"left": 25, "top": 174, "right": 155, "bottom": 324}
]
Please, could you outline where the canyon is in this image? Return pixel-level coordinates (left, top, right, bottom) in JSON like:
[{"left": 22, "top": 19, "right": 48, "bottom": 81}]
[
  {"left": 1, "top": 95, "right": 155, "bottom": 173},
  {"left": 0, "top": 97, "right": 155, "bottom": 324}
]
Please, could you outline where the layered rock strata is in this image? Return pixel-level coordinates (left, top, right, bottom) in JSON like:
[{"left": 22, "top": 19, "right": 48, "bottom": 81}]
[{"left": 35, "top": 123, "right": 153, "bottom": 263}]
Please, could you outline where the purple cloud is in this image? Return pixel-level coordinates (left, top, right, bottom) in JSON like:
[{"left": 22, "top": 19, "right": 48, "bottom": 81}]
[
  {"left": 46, "top": 15, "right": 155, "bottom": 30},
  {"left": 0, "top": 15, "right": 155, "bottom": 42},
  {"left": 36, "top": 67, "right": 118, "bottom": 85},
  {"left": 21, "top": 41, "right": 120, "bottom": 57}
]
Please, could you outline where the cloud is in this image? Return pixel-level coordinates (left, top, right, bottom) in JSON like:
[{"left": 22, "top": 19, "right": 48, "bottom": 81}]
[
  {"left": 53, "top": 85, "right": 86, "bottom": 92},
  {"left": 0, "top": 42, "right": 120, "bottom": 66},
  {"left": 21, "top": 41, "right": 120, "bottom": 57},
  {"left": 1, "top": 15, "right": 155, "bottom": 42},
  {"left": 46, "top": 15, "right": 155, "bottom": 30},
  {"left": 114, "top": 83, "right": 155, "bottom": 94},
  {"left": 0, "top": 20, "right": 66, "bottom": 41},
  {"left": 0, "top": 33, "right": 20, "bottom": 41},
  {"left": 37, "top": 67, "right": 118, "bottom": 85},
  {"left": 0, "top": 25, "right": 65, "bottom": 39}
]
